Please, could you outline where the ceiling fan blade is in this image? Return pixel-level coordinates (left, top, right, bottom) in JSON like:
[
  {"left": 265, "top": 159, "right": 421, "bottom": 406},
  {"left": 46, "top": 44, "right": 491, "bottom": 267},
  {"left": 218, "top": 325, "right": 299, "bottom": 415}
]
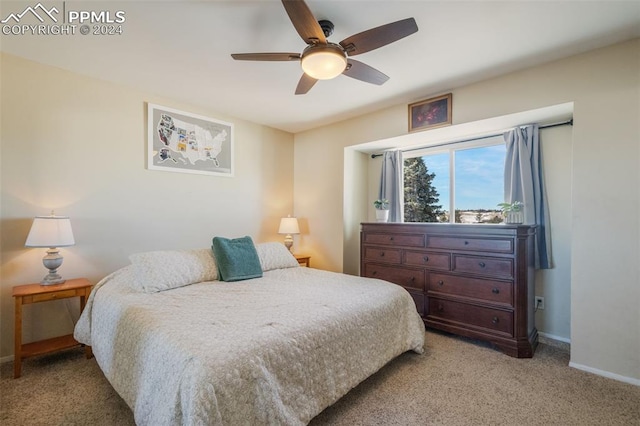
[
  {"left": 339, "top": 17, "right": 418, "bottom": 56},
  {"left": 295, "top": 73, "right": 318, "bottom": 95},
  {"left": 342, "top": 59, "right": 389, "bottom": 85},
  {"left": 281, "top": 0, "right": 326, "bottom": 44},
  {"left": 231, "top": 53, "right": 301, "bottom": 61}
]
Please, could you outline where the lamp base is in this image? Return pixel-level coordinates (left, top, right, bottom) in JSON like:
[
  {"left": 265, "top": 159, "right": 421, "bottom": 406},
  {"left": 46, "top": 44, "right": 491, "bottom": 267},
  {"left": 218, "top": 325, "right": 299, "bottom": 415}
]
[
  {"left": 283, "top": 234, "right": 294, "bottom": 252},
  {"left": 40, "top": 248, "right": 65, "bottom": 286},
  {"left": 41, "top": 274, "right": 65, "bottom": 286}
]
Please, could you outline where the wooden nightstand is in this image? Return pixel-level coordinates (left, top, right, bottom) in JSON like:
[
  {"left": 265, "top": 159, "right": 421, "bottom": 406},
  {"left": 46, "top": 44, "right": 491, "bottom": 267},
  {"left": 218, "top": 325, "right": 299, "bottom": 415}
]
[
  {"left": 12, "top": 278, "right": 93, "bottom": 378},
  {"left": 294, "top": 254, "right": 311, "bottom": 267}
]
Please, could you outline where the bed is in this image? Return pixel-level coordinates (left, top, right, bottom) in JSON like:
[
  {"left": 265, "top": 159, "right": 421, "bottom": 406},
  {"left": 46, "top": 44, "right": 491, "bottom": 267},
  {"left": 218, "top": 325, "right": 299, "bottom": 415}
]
[{"left": 74, "top": 242, "right": 425, "bottom": 425}]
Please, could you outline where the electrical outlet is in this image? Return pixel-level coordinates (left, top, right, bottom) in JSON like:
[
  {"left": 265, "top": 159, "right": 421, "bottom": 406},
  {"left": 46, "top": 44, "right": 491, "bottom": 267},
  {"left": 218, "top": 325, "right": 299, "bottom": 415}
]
[{"left": 535, "top": 296, "right": 545, "bottom": 310}]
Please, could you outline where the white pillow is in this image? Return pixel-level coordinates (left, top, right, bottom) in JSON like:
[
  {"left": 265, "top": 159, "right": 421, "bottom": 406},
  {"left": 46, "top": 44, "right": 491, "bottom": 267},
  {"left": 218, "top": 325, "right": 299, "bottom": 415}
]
[
  {"left": 129, "top": 248, "right": 218, "bottom": 293},
  {"left": 255, "top": 242, "right": 300, "bottom": 271}
]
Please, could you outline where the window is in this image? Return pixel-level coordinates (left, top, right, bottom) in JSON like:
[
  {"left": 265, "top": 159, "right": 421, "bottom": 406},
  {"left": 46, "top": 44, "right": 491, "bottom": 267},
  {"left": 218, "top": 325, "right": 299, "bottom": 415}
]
[{"left": 403, "top": 137, "right": 506, "bottom": 223}]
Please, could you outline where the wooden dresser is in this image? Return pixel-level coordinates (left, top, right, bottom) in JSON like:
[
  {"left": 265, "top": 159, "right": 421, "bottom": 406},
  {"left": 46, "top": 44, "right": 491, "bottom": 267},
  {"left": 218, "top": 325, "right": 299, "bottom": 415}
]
[{"left": 360, "top": 222, "right": 537, "bottom": 358}]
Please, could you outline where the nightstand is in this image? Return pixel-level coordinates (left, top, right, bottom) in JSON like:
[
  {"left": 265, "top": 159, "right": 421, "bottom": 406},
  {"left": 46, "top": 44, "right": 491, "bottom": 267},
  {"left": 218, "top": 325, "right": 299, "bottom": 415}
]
[
  {"left": 294, "top": 254, "right": 311, "bottom": 267},
  {"left": 12, "top": 278, "right": 93, "bottom": 378}
]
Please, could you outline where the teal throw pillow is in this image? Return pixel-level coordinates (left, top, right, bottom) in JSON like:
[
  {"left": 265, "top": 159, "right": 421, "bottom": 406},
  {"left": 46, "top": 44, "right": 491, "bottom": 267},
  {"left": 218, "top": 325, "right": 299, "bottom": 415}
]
[{"left": 211, "top": 236, "right": 263, "bottom": 282}]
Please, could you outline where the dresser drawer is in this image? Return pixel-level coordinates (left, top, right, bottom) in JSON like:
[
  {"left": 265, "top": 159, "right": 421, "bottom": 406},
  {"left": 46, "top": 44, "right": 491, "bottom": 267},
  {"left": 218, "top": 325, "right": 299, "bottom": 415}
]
[
  {"left": 404, "top": 251, "right": 451, "bottom": 271},
  {"left": 362, "top": 263, "right": 425, "bottom": 291},
  {"left": 428, "top": 273, "right": 513, "bottom": 306},
  {"left": 428, "top": 298, "right": 513, "bottom": 336},
  {"left": 361, "top": 223, "right": 537, "bottom": 358},
  {"left": 453, "top": 255, "right": 513, "bottom": 279},
  {"left": 408, "top": 291, "right": 425, "bottom": 316},
  {"left": 363, "top": 247, "right": 401, "bottom": 264},
  {"left": 364, "top": 233, "right": 424, "bottom": 247},
  {"left": 427, "top": 236, "right": 513, "bottom": 253}
]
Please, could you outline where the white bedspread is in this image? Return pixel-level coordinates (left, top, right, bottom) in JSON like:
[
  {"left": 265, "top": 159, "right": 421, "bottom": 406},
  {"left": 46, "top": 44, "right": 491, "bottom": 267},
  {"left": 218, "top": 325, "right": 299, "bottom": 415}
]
[{"left": 75, "top": 266, "right": 425, "bottom": 425}]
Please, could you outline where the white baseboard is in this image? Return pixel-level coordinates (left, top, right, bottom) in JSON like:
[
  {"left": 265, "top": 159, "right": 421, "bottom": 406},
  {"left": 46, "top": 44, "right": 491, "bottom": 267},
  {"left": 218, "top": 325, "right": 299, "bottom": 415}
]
[
  {"left": 0, "top": 354, "right": 15, "bottom": 364},
  {"left": 538, "top": 333, "right": 639, "bottom": 386},
  {"left": 569, "top": 361, "right": 640, "bottom": 387},
  {"left": 538, "top": 332, "right": 571, "bottom": 344}
]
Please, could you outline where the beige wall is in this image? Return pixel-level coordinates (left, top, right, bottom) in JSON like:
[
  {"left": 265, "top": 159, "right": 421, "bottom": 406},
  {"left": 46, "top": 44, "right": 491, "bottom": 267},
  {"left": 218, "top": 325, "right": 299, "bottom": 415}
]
[
  {"left": 294, "top": 40, "right": 640, "bottom": 382},
  {"left": 0, "top": 54, "right": 295, "bottom": 358},
  {"left": 533, "top": 125, "right": 573, "bottom": 340}
]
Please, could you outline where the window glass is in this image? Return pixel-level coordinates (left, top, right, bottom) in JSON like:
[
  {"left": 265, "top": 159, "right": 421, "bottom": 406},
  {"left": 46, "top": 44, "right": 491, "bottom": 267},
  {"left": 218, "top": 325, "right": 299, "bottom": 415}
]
[
  {"left": 404, "top": 153, "right": 449, "bottom": 222},
  {"left": 454, "top": 145, "right": 506, "bottom": 223},
  {"left": 403, "top": 140, "right": 506, "bottom": 223}
]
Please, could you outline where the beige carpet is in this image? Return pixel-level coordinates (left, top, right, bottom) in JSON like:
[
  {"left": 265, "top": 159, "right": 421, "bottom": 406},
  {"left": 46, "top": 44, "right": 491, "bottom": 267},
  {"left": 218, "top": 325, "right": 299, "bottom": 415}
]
[{"left": 1, "top": 330, "right": 638, "bottom": 425}]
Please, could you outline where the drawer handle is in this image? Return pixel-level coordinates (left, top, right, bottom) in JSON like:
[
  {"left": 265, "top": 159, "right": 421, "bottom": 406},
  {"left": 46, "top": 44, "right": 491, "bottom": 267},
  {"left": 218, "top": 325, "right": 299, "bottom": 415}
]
[
  {"left": 423, "top": 256, "right": 429, "bottom": 262},
  {"left": 437, "top": 280, "right": 444, "bottom": 286},
  {"left": 410, "top": 276, "right": 416, "bottom": 282},
  {"left": 438, "top": 304, "right": 444, "bottom": 312},
  {"left": 464, "top": 241, "right": 469, "bottom": 245},
  {"left": 380, "top": 252, "right": 385, "bottom": 257},
  {"left": 492, "top": 316, "right": 499, "bottom": 324},
  {"left": 372, "top": 271, "right": 377, "bottom": 276},
  {"left": 389, "top": 237, "right": 394, "bottom": 241},
  {"left": 479, "top": 262, "right": 486, "bottom": 268},
  {"left": 492, "top": 288, "right": 500, "bottom": 294}
]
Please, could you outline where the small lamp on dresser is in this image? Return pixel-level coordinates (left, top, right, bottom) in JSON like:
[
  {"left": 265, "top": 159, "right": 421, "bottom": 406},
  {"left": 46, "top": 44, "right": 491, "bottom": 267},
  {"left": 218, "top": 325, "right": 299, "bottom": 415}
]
[
  {"left": 25, "top": 211, "right": 75, "bottom": 285},
  {"left": 278, "top": 215, "right": 300, "bottom": 252}
]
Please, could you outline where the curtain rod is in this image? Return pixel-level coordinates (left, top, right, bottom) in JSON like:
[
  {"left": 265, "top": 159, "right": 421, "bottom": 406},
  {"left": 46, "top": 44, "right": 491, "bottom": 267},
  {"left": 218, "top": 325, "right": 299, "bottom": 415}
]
[{"left": 371, "top": 118, "right": 573, "bottom": 159}]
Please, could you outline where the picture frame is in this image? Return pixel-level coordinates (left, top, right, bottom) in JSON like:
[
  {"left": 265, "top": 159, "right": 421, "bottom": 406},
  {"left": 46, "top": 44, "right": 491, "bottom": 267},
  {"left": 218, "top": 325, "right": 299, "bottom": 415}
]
[
  {"left": 147, "top": 103, "right": 234, "bottom": 177},
  {"left": 408, "top": 93, "right": 452, "bottom": 133}
]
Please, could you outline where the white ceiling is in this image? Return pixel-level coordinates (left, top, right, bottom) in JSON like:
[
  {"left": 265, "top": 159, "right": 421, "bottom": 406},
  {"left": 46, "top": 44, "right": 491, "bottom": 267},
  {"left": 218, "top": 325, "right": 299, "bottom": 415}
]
[{"left": 1, "top": 1, "right": 639, "bottom": 133}]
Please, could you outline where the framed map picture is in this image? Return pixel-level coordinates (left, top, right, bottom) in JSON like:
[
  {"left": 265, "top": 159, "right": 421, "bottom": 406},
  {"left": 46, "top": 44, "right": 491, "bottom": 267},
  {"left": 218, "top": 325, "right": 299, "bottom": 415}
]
[{"left": 147, "top": 103, "right": 234, "bottom": 177}]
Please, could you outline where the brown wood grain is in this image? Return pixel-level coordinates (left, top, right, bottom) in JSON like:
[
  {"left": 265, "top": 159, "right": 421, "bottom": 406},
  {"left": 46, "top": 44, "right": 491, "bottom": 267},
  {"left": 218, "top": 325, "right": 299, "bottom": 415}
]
[
  {"left": 12, "top": 278, "right": 93, "bottom": 378},
  {"left": 361, "top": 222, "right": 537, "bottom": 358}
]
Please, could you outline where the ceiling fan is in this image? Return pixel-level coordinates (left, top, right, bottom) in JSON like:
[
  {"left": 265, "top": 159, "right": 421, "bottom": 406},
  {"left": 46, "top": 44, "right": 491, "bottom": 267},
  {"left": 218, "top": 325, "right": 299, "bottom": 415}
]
[{"left": 231, "top": 0, "right": 418, "bottom": 95}]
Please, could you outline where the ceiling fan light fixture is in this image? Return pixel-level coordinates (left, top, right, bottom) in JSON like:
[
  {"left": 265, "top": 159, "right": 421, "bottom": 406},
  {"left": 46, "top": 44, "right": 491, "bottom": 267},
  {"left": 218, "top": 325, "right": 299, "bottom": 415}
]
[
  {"left": 230, "top": 0, "right": 418, "bottom": 94},
  {"left": 301, "top": 45, "right": 347, "bottom": 80}
]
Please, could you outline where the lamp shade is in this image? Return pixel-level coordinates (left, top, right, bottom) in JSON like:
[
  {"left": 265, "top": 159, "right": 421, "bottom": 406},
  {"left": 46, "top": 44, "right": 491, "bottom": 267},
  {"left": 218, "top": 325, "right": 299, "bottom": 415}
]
[
  {"left": 25, "top": 215, "right": 75, "bottom": 248},
  {"left": 278, "top": 217, "right": 300, "bottom": 235}
]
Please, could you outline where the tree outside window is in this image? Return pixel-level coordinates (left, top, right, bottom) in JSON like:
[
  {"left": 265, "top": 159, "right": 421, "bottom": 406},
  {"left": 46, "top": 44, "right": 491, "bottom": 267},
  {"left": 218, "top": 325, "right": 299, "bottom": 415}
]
[{"left": 404, "top": 157, "right": 444, "bottom": 222}]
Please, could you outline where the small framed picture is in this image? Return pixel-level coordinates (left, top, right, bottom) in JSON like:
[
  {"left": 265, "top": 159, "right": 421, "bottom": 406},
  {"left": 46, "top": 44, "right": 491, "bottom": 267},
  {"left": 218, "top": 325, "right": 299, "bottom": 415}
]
[{"left": 408, "top": 93, "right": 452, "bottom": 133}]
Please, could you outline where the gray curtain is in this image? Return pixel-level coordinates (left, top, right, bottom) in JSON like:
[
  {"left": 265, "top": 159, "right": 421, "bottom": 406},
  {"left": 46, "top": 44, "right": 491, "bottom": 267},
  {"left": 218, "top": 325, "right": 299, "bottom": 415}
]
[
  {"left": 379, "top": 150, "right": 403, "bottom": 222},
  {"left": 504, "top": 124, "right": 552, "bottom": 269}
]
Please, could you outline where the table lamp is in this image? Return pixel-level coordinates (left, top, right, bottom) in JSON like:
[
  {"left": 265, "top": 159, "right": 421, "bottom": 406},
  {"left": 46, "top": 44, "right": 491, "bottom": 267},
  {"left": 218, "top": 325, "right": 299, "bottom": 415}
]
[
  {"left": 278, "top": 215, "right": 300, "bottom": 252},
  {"left": 25, "top": 212, "right": 75, "bottom": 285}
]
